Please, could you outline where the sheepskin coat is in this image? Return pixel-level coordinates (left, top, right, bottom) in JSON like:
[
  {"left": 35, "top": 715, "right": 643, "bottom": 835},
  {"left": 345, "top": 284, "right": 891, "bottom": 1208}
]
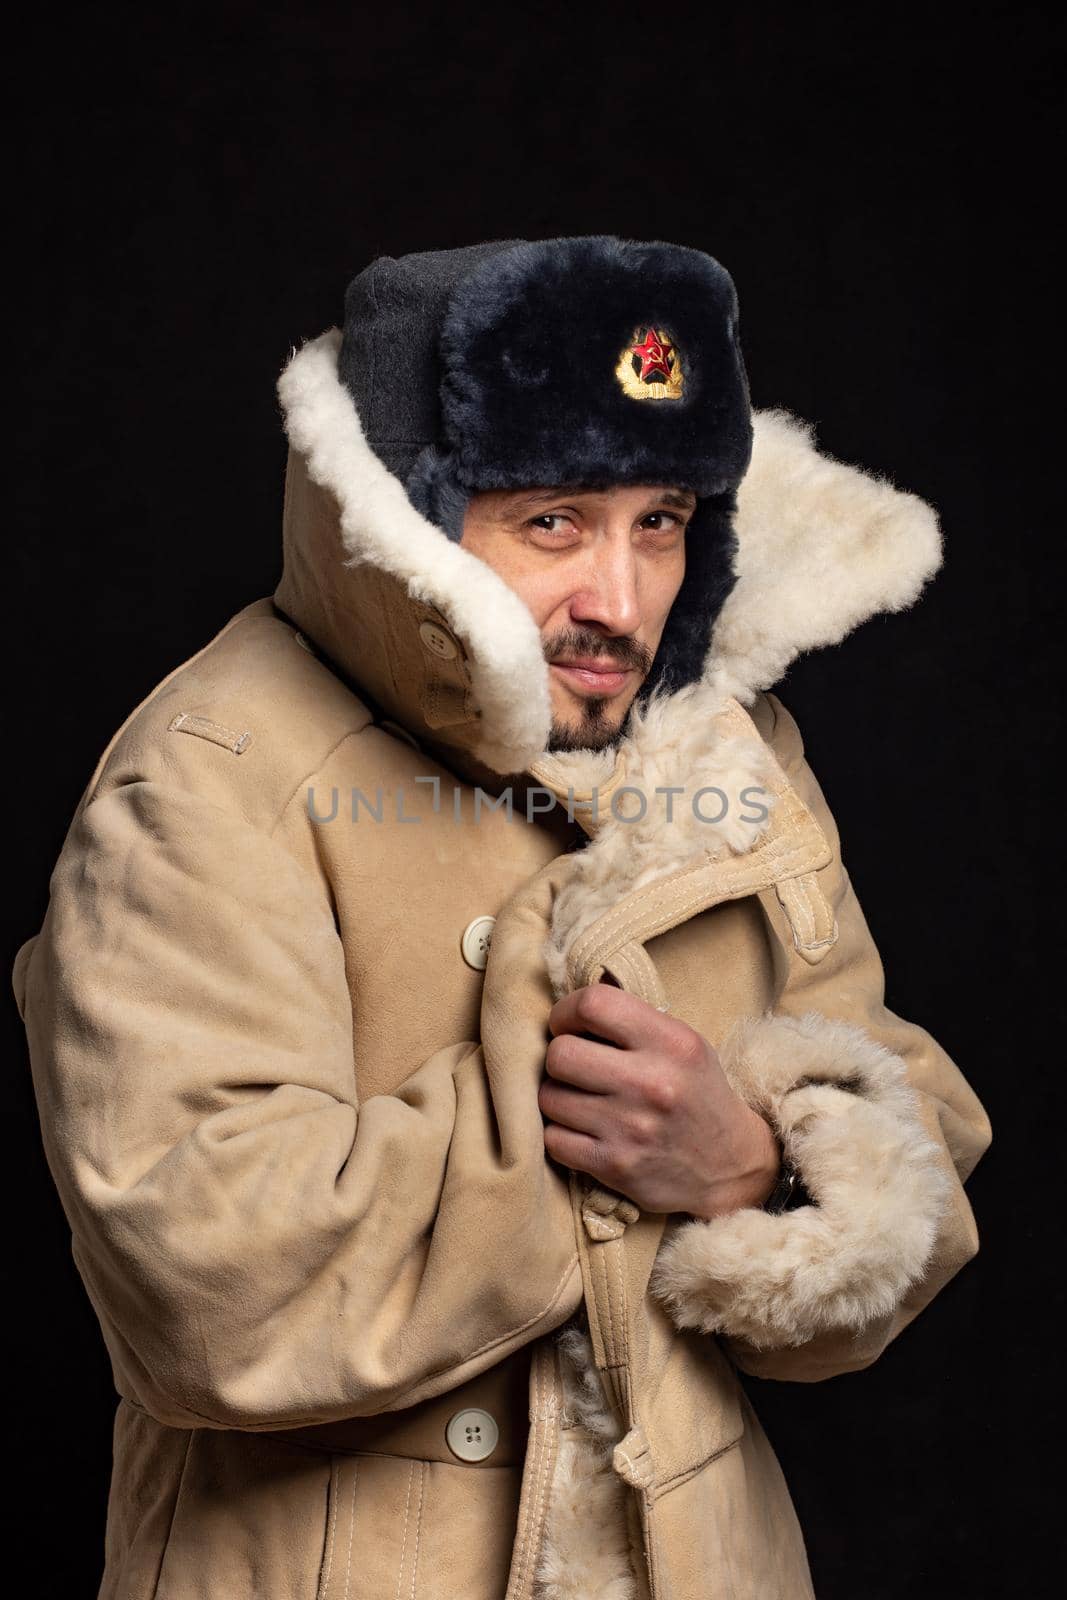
[{"left": 12, "top": 328, "right": 993, "bottom": 1600}]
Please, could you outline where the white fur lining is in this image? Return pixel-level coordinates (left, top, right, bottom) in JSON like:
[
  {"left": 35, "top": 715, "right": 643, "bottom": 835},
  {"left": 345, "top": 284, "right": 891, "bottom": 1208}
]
[
  {"left": 533, "top": 1319, "right": 638, "bottom": 1600},
  {"left": 536, "top": 681, "right": 778, "bottom": 997},
  {"left": 647, "top": 1010, "right": 953, "bottom": 1348}
]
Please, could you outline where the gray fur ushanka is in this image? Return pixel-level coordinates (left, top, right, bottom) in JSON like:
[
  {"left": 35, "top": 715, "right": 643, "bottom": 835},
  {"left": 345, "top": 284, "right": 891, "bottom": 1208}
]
[{"left": 339, "top": 234, "right": 753, "bottom": 698}]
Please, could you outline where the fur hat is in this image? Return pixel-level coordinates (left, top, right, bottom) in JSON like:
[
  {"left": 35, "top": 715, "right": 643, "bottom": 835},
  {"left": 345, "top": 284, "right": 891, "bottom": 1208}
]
[{"left": 338, "top": 235, "right": 752, "bottom": 698}]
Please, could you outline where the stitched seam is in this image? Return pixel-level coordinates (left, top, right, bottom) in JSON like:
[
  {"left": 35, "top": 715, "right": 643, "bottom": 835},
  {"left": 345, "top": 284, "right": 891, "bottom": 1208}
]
[
  {"left": 598, "top": 1235, "right": 620, "bottom": 1363},
  {"left": 167, "top": 711, "right": 252, "bottom": 754},
  {"left": 621, "top": 1240, "right": 630, "bottom": 1370},
  {"left": 610, "top": 943, "right": 662, "bottom": 1006},
  {"left": 801, "top": 930, "right": 838, "bottom": 950},
  {"left": 801, "top": 875, "right": 823, "bottom": 940},
  {"left": 781, "top": 880, "right": 813, "bottom": 944},
  {"left": 593, "top": 1248, "right": 612, "bottom": 1364},
  {"left": 617, "top": 832, "right": 819, "bottom": 940},
  {"left": 614, "top": 948, "right": 639, "bottom": 991},
  {"left": 409, "top": 1462, "right": 426, "bottom": 1600},
  {"left": 779, "top": 879, "right": 816, "bottom": 945},
  {"left": 631, "top": 943, "right": 667, "bottom": 1008},
  {"left": 341, "top": 1461, "right": 359, "bottom": 1600},
  {"left": 650, "top": 1432, "right": 745, "bottom": 1499},
  {"left": 611, "top": 1239, "right": 629, "bottom": 1372},
  {"left": 570, "top": 835, "right": 826, "bottom": 977},
  {"left": 571, "top": 833, "right": 820, "bottom": 963},
  {"left": 508, "top": 1352, "right": 543, "bottom": 1591},
  {"left": 394, "top": 1461, "right": 416, "bottom": 1600},
  {"left": 787, "top": 873, "right": 837, "bottom": 948},
  {"left": 796, "top": 875, "right": 827, "bottom": 942},
  {"left": 525, "top": 1366, "right": 559, "bottom": 1596}
]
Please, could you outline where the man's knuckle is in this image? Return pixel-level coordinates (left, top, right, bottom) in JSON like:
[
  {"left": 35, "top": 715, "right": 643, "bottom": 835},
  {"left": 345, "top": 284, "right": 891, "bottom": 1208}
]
[
  {"left": 645, "top": 1075, "right": 679, "bottom": 1115},
  {"left": 575, "top": 984, "right": 612, "bottom": 1029},
  {"left": 625, "top": 1110, "right": 657, "bottom": 1148},
  {"left": 675, "top": 1027, "right": 705, "bottom": 1068}
]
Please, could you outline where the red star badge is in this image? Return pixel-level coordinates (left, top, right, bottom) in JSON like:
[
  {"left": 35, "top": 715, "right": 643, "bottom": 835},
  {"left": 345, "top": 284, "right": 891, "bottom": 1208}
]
[{"left": 631, "top": 326, "right": 675, "bottom": 383}]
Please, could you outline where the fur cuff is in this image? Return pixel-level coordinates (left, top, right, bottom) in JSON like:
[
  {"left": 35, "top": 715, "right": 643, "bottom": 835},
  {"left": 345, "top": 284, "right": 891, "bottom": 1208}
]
[{"left": 647, "top": 1011, "right": 953, "bottom": 1349}]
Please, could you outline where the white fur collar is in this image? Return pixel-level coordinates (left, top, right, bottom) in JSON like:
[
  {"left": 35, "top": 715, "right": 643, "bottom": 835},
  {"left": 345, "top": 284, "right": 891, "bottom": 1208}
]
[
  {"left": 530, "top": 685, "right": 780, "bottom": 995},
  {"left": 708, "top": 408, "right": 942, "bottom": 706},
  {"left": 277, "top": 329, "right": 942, "bottom": 776},
  {"left": 277, "top": 329, "right": 550, "bottom": 774}
]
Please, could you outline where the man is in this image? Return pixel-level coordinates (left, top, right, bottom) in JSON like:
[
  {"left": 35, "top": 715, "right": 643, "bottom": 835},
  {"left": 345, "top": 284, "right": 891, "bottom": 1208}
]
[{"left": 12, "top": 236, "right": 992, "bottom": 1600}]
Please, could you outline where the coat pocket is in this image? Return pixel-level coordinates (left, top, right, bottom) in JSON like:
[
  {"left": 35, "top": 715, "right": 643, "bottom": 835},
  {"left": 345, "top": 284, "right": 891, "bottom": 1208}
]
[
  {"left": 640, "top": 1302, "right": 746, "bottom": 1498},
  {"left": 316, "top": 1452, "right": 523, "bottom": 1600}
]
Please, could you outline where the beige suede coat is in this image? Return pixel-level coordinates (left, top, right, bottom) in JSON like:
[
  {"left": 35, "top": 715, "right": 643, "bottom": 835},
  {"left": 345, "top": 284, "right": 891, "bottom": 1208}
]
[{"left": 12, "top": 330, "right": 992, "bottom": 1600}]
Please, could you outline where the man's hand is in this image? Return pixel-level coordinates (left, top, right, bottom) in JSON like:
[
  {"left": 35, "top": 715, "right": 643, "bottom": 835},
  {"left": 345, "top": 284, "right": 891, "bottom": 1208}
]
[{"left": 539, "top": 982, "right": 781, "bottom": 1221}]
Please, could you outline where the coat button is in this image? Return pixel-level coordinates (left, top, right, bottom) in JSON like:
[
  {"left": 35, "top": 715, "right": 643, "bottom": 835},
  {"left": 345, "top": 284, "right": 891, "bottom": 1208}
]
[
  {"left": 419, "top": 620, "right": 459, "bottom": 660},
  {"left": 461, "top": 916, "right": 496, "bottom": 971},
  {"left": 581, "top": 1185, "right": 640, "bottom": 1240},
  {"left": 445, "top": 1407, "right": 499, "bottom": 1462}
]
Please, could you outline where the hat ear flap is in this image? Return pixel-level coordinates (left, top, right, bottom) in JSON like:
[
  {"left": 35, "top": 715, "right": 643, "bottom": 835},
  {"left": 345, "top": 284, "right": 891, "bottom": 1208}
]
[
  {"left": 406, "top": 446, "right": 471, "bottom": 544},
  {"left": 638, "top": 493, "right": 740, "bottom": 702}
]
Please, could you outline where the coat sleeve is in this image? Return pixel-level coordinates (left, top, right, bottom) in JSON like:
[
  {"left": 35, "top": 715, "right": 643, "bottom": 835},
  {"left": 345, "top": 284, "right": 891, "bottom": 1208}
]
[
  {"left": 647, "top": 692, "right": 993, "bottom": 1382},
  {"left": 13, "top": 778, "right": 580, "bottom": 1431}
]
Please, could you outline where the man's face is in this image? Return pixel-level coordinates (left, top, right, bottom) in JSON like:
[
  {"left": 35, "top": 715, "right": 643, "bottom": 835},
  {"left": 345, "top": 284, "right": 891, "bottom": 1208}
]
[{"left": 460, "top": 482, "right": 693, "bottom": 752}]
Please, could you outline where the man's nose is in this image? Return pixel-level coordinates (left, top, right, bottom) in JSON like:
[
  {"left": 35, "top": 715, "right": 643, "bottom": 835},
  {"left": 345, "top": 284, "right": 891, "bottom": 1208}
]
[{"left": 567, "top": 542, "right": 642, "bottom": 638}]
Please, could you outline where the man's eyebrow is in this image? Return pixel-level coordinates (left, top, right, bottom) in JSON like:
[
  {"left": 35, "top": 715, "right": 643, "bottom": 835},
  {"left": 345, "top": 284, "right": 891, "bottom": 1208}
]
[
  {"left": 493, "top": 489, "right": 569, "bottom": 516},
  {"left": 493, "top": 486, "right": 698, "bottom": 516}
]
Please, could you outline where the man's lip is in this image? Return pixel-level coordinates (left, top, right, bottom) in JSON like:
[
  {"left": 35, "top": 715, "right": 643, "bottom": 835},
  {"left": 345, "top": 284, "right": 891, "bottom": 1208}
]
[
  {"left": 552, "top": 657, "right": 634, "bottom": 672},
  {"left": 551, "top": 659, "right": 634, "bottom": 695}
]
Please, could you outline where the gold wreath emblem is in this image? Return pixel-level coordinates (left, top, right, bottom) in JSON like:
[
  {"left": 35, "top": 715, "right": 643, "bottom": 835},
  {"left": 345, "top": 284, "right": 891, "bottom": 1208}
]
[{"left": 614, "top": 324, "right": 685, "bottom": 401}]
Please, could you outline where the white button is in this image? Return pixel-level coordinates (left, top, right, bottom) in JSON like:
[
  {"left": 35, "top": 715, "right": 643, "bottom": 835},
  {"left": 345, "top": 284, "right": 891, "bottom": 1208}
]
[
  {"left": 445, "top": 1407, "right": 499, "bottom": 1463},
  {"left": 460, "top": 916, "right": 496, "bottom": 971},
  {"left": 419, "top": 620, "right": 458, "bottom": 660}
]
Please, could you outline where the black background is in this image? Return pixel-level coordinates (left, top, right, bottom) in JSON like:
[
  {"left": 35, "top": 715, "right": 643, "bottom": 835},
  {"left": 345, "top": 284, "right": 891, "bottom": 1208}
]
[{"left": 9, "top": 4, "right": 1062, "bottom": 1595}]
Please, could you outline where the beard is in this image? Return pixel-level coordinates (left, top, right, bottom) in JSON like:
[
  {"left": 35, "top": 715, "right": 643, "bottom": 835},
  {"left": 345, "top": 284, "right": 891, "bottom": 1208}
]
[
  {"left": 543, "top": 626, "right": 652, "bottom": 754},
  {"left": 547, "top": 697, "right": 626, "bottom": 753}
]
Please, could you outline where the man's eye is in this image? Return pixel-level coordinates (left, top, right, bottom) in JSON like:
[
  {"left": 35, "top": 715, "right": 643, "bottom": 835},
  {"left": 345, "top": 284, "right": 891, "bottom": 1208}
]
[
  {"left": 527, "top": 515, "right": 573, "bottom": 535},
  {"left": 641, "top": 512, "right": 687, "bottom": 532}
]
